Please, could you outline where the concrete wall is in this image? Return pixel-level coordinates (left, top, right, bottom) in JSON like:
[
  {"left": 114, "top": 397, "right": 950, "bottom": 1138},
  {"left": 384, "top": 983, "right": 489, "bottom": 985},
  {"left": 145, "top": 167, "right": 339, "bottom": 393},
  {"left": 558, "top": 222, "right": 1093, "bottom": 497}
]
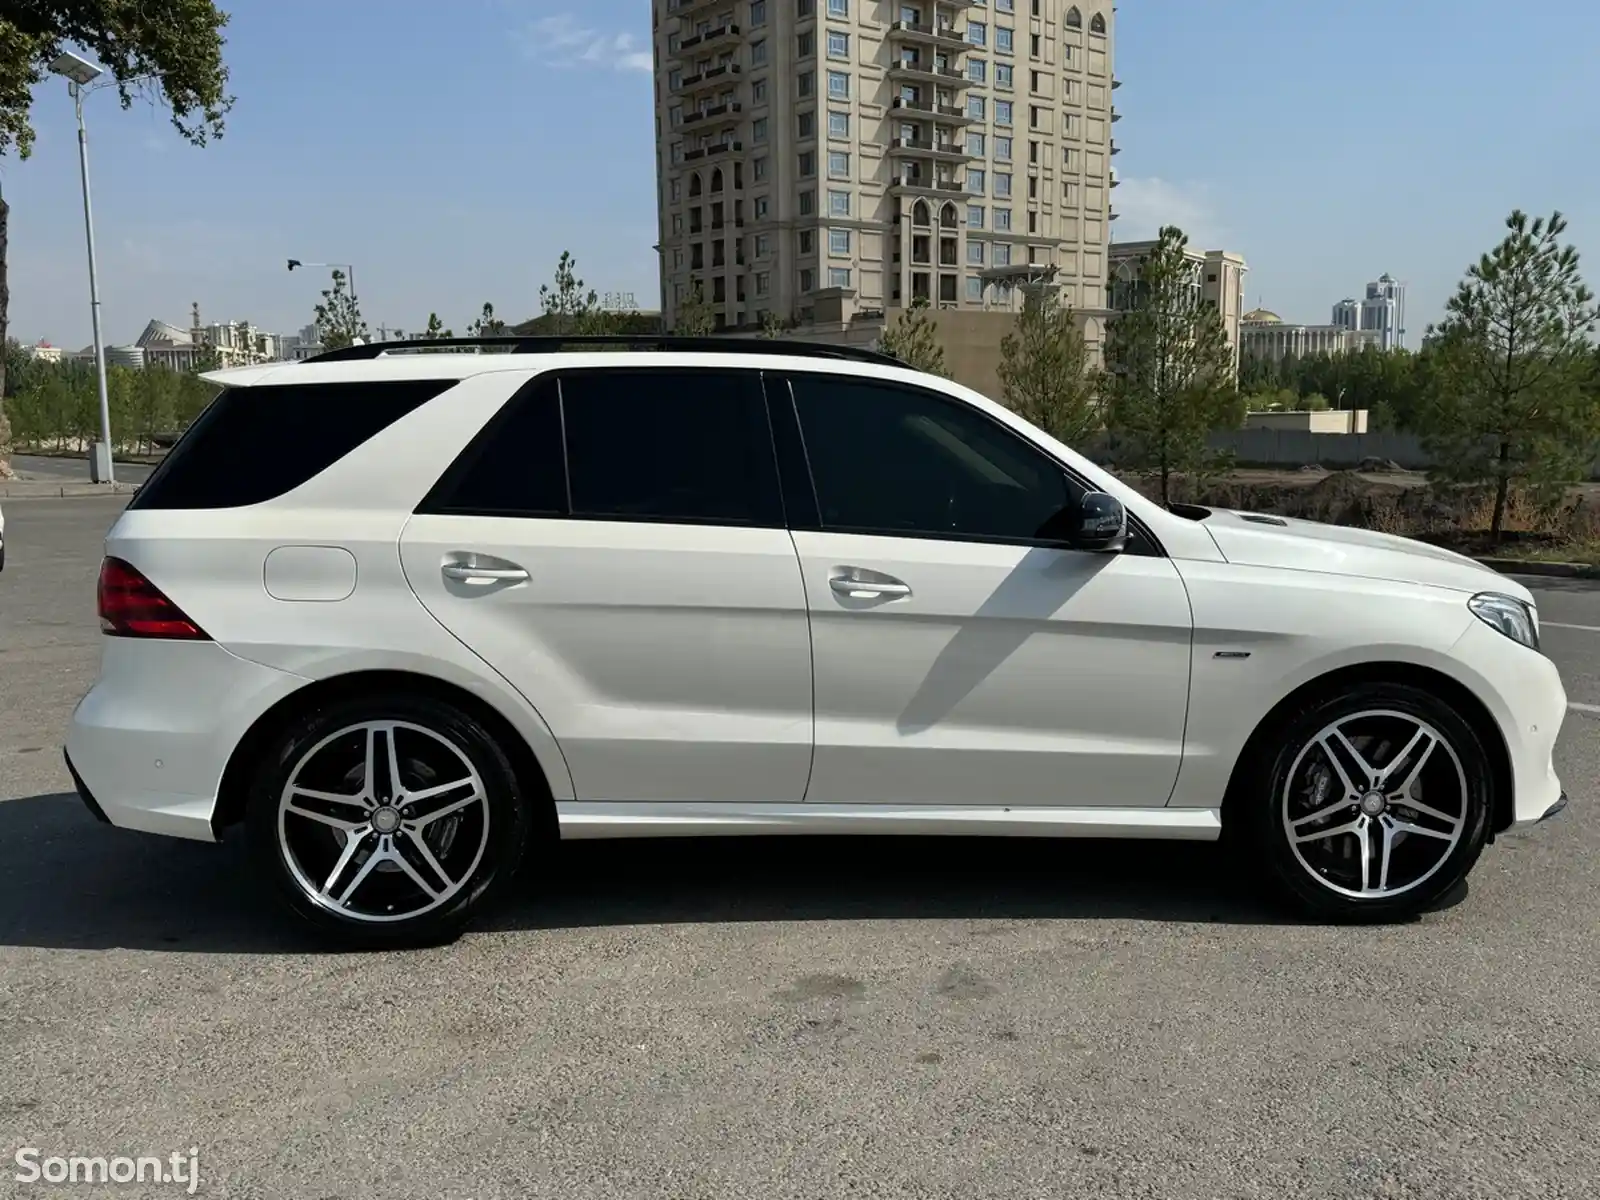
[{"left": 1203, "top": 429, "right": 1429, "bottom": 469}]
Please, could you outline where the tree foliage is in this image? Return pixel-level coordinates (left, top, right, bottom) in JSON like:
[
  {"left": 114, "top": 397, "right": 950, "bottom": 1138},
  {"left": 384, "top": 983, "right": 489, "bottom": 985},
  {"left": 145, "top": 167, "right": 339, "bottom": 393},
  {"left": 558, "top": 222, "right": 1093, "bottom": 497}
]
[
  {"left": 995, "top": 287, "right": 1095, "bottom": 444},
  {"left": 467, "top": 302, "right": 506, "bottom": 338},
  {"left": 538, "top": 251, "right": 600, "bottom": 336},
  {"left": 313, "top": 269, "right": 366, "bottom": 349},
  {"left": 1418, "top": 209, "right": 1599, "bottom": 537},
  {"left": 759, "top": 309, "right": 785, "bottom": 338},
  {"left": 1239, "top": 345, "right": 1429, "bottom": 430},
  {"left": 3, "top": 344, "right": 217, "bottom": 453},
  {"left": 421, "top": 312, "right": 452, "bottom": 340},
  {"left": 673, "top": 281, "right": 716, "bottom": 335},
  {"left": 878, "top": 297, "right": 949, "bottom": 377},
  {"left": 0, "top": 1, "right": 233, "bottom": 473},
  {"left": 1100, "top": 225, "right": 1239, "bottom": 505}
]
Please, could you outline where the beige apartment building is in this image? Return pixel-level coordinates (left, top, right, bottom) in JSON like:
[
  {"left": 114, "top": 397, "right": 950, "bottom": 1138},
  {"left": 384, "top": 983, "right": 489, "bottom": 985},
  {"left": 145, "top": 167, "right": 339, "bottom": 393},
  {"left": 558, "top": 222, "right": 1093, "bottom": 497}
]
[
  {"left": 653, "top": 0, "right": 1121, "bottom": 350},
  {"left": 1106, "top": 240, "right": 1249, "bottom": 373}
]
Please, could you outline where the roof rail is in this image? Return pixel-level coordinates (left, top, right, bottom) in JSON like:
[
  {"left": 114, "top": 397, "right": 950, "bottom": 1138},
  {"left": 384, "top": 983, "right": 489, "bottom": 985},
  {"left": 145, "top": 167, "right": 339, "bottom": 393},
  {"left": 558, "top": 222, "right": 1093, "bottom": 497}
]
[{"left": 301, "top": 334, "right": 905, "bottom": 367}]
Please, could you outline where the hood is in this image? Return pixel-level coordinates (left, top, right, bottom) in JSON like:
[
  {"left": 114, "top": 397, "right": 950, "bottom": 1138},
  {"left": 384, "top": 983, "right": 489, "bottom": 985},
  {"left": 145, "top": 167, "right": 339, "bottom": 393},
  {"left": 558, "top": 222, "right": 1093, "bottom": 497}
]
[{"left": 1196, "top": 508, "right": 1532, "bottom": 602}]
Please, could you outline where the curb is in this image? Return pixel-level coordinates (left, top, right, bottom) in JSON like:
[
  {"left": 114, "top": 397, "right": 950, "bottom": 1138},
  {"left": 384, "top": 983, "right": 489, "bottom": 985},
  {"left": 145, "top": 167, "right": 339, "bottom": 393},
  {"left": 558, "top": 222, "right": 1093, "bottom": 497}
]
[
  {"left": 1477, "top": 557, "right": 1600, "bottom": 580},
  {"left": 0, "top": 482, "right": 140, "bottom": 500}
]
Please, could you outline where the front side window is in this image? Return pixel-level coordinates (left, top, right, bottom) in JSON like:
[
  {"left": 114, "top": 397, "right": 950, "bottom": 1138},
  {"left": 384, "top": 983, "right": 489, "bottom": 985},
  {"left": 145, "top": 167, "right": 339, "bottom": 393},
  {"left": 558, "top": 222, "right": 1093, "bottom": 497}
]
[{"left": 786, "top": 376, "right": 1076, "bottom": 542}]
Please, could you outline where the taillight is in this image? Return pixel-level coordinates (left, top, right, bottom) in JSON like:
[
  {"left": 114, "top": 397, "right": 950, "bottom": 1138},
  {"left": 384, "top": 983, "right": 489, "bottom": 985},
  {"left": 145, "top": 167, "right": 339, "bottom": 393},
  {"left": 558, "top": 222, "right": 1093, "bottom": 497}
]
[{"left": 96, "top": 557, "right": 210, "bottom": 640}]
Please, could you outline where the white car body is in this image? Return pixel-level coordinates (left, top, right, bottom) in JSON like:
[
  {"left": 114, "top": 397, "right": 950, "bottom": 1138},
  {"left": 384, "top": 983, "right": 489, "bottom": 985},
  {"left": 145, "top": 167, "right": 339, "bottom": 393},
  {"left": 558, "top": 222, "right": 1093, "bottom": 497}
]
[{"left": 62, "top": 345, "right": 1567, "bottom": 936}]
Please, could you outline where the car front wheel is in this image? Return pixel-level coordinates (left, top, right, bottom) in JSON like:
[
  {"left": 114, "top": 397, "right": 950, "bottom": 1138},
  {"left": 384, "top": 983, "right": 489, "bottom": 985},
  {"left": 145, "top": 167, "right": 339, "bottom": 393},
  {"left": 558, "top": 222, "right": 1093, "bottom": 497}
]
[
  {"left": 1239, "top": 681, "right": 1494, "bottom": 921},
  {"left": 246, "top": 692, "right": 536, "bottom": 947}
]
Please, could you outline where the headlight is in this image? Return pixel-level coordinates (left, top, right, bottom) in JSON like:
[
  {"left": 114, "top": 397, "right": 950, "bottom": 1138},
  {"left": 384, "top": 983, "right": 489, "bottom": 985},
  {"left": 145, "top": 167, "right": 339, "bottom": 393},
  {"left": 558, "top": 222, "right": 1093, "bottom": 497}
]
[{"left": 1469, "top": 592, "right": 1540, "bottom": 651}]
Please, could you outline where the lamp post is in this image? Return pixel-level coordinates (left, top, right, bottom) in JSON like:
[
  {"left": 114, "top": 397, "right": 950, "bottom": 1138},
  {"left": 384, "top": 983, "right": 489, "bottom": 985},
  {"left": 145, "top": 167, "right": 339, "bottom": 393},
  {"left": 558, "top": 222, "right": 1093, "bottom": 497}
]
[
  {"left": 287, "top": 259, "right": 357, "bottom": 304},
  {"left": 49, "top": 51, "right": 114, "bottom": 485}
]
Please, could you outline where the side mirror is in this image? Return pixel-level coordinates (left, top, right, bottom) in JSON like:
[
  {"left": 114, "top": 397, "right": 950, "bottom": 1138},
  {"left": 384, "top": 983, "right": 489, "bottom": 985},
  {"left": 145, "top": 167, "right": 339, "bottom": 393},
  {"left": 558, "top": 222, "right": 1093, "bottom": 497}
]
[{"left": 1071, "top": 491, "right": 1127, "bottom": 552}]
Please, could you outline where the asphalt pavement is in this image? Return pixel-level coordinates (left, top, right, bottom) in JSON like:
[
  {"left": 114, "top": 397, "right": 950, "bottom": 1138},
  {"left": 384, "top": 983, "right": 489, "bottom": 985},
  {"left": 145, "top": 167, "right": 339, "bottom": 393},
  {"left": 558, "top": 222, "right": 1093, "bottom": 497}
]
[
  {"left": 7, "top": 452, "right": 155, "bottom": 485},
  {"left": 2, "top": 496, "right": 1598, "bottom": 1199}
]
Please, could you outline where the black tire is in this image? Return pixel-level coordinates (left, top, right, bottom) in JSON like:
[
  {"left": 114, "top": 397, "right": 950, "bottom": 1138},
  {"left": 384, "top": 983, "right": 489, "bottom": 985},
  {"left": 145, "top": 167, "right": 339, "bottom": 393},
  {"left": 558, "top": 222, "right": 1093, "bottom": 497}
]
[
  {"left": 1232, "top": 680, "right": 1493, "bottom": 922},
  {"left": 245, "top": 691, "right": 538, "bottom": 948}
]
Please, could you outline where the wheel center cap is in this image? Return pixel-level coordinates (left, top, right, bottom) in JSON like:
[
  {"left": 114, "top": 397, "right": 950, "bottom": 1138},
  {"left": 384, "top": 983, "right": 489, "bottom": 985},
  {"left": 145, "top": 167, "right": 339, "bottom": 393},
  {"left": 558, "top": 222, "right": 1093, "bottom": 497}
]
[
  {"left": 372, "top": 805, "right": 401, "bottom": 834},
  {"left": 1359, "top": 791, "right": 1387, "bottom": 817}
]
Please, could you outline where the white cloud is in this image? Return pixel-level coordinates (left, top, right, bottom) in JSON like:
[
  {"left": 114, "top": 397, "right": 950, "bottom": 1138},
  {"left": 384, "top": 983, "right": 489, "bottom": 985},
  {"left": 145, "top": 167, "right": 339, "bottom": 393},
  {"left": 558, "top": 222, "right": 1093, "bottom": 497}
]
[
  {"left": 1112, "top": 176, "right": 1230, "bottom": 248},
  {"left": 518, "top": 14, "right": 653, "bottom": 72}
]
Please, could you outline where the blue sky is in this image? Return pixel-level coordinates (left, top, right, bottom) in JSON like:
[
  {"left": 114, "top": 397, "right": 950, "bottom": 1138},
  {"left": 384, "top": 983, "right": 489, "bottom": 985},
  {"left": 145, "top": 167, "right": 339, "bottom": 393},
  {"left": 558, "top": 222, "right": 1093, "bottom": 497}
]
[{"left": 3, "top": 0, "right": 1596, "bottom": 348}]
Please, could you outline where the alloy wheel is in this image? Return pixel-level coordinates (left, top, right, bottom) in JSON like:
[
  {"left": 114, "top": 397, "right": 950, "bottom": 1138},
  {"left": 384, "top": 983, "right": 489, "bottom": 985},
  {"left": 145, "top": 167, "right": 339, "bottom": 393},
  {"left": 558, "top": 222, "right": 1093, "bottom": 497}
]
[
  {"left": 276, "top": 720, "right": 491, "bottom": 923},
  {"left": 1280, "top": 708, "right": 1468, "bottom": 900}
]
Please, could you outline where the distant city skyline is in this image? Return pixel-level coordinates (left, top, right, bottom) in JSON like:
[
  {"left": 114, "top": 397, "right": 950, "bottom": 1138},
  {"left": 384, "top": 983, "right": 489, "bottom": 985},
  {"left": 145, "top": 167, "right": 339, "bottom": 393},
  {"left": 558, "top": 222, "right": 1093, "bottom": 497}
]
[{"left": 2, "top": 0, "right": 1594, "bottom": 347}]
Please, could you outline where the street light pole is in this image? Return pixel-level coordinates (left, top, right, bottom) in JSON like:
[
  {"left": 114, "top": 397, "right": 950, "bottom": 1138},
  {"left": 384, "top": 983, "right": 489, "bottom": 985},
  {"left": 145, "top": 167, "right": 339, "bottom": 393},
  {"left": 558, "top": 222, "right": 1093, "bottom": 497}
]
[{"left": 48, "top": 51, "right": 116, "bottom": 485}]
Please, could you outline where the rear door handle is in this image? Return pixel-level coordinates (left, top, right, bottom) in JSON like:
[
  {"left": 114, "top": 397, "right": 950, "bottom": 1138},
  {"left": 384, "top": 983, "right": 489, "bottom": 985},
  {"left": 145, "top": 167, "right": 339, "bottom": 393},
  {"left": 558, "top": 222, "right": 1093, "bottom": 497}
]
[
  {"left": 829, "top": 569, "right": 912, "bottom": 599},
  {"left": 442, "top": 564, "right": 529, "bottom": 584}
]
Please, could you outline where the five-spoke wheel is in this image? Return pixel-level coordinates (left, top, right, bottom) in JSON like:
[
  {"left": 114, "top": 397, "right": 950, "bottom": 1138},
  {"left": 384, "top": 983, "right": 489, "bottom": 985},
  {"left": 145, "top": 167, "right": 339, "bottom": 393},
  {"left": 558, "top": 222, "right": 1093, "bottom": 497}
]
[
  {"left": 1239, "top": 681, "right": 1493, "bottom": 920},
  {"left": 248, "top": 693, "right": 536, "bottom": 946}
]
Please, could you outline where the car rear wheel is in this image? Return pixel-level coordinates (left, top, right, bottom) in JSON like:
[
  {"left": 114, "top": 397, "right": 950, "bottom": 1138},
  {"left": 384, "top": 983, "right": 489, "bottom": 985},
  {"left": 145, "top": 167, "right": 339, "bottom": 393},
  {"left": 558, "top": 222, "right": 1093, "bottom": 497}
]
[
  {"left": 1237, "top": 681, "right": 1493, "bottom": 921},
  {"left": 246, "top": 692, "right": 536, "bottom": 947}
]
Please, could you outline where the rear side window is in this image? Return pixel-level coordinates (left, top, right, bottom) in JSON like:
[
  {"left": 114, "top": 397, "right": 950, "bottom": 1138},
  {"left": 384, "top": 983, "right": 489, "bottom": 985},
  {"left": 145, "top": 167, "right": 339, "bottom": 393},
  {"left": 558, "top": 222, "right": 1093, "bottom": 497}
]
[
  {"left": 416, "top": 377, "right": 567, "bottom": 517},
  {"left": 560, "top": 368, "right": 781, "bottom": 526},
  {"left": 419, "top": 367, "right": 782, "bottom": 528},
  {"left": 129, "top": 380, "right": 453, "bottom": 510}
]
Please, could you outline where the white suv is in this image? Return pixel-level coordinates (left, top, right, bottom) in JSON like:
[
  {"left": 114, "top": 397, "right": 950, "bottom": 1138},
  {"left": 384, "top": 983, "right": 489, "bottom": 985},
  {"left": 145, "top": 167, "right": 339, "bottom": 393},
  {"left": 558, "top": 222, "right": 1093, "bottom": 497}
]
[{"left": 65, "top": 337, "right": 1568, "bottom": 946}]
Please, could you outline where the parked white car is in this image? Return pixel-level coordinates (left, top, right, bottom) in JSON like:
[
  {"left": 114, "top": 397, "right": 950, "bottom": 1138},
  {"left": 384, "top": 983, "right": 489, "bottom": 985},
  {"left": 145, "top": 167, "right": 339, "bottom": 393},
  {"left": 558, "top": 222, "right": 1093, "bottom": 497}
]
[
  {"left": 64, "top": 338, "right": 1568, "bottom": 946},
  {"left": 0, "top": 498, "right": 6, "bottom": 572}
]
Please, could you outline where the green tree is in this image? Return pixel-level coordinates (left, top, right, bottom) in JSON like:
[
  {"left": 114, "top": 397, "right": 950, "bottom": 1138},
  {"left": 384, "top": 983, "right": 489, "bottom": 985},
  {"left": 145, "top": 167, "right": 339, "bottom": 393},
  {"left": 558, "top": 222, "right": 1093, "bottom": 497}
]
[
  {"left": 878, "top": 297, "right": 949, "bottom": 377},
  {"left": 467, "top": 302, "right": 506, "bottom": 337},
  {"left": 994, "top": 287, "right": 1096, "bottom": 443},
  {"left": 759, "top": 310, "right": 785, "bottom": 338},
  {"left": 421, "top": 312, "right": 452, "bottom": 339},
  {"left": 0, "top": 1, "right": 232, "bottom": 474},
  {"left": 673, "top": 281, "right": 716, "bottom": 335},
  {"left": 1099, "top": 225, "right": 1238, "bottom": 505},
  {"left": 538, "top": 251, "right": 600, "bottom": 336},
  {"left": 1419, "top": 210, "right": 1600, "bottom": 538},
  {"left": 314, "top": 269, "right": 367, "bottom": 349}
]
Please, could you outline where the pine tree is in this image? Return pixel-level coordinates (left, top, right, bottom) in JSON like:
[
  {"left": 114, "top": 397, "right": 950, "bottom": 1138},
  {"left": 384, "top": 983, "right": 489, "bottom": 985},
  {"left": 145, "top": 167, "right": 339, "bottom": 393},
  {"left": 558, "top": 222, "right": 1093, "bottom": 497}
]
[
  {"left": 1100, "top": 226, "right": 1238, "bottom": 505},
  {"left": 1420, "top": 210, "right": 1599, "bottom": 537},
  {"left": 877, "top": 297, "right": 948, "bottom": 376},
  {"left": 996, "top": 286, "right": 1096, "bottom": 445}
]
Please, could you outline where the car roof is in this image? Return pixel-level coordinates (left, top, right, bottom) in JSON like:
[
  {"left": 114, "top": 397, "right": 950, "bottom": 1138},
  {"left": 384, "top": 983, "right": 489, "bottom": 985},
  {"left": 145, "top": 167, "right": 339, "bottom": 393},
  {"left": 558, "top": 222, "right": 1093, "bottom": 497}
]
[{"left": 203, "top": 349, "right": 935, "bottom": 390}]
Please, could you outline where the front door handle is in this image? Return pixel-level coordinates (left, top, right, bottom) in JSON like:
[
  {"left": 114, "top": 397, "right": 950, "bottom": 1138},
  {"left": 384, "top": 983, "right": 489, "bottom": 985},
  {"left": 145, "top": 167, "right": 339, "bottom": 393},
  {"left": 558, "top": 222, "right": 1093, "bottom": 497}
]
[
  {"left": 442, "top": 563, "right": 529, "bottom": 584},
  {"left": 829, "top": 568, "right": 912, "bottom": 599}
]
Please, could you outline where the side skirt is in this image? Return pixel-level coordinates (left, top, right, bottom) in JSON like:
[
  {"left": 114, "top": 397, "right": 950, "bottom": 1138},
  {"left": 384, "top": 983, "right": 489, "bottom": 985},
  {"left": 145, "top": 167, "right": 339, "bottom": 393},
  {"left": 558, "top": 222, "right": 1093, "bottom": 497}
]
[{"left": 556, "top": 803, "right": 1222, "bottom": 841}]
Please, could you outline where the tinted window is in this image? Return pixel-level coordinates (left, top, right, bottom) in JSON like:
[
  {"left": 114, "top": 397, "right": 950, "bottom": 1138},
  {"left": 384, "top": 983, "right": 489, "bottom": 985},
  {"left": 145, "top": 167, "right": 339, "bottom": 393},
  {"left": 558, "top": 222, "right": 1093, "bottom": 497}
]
[
  {"left": 417, "top": 376, "right": 567, "bottom": 516},
  {"left": 559, "top": 368, "right": 782, "bottom": 526},
  {"left": 130, "top": 380, "right": 452, "bottom": 510},
  {"left": 789, "top": 375, "right": 1076, "bottom": 541}
]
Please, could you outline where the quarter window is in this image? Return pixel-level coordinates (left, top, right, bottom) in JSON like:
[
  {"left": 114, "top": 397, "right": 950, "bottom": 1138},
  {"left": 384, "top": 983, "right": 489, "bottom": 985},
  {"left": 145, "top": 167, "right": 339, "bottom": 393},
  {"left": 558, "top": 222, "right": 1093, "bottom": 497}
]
[
  {"left": 135, "top": 379, "right": 454, "bottom": 511},
  {"left": 786, "top": 376, "right": 1077, "bottom": 542}
]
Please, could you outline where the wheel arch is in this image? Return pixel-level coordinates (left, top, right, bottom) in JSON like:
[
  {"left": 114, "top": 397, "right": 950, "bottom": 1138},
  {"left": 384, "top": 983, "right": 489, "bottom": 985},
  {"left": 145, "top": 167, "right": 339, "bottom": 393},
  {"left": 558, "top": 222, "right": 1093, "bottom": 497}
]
[
  {"left": 211, "top": 669, "right": 561, "bottom": 844},
  {"left": 1219, "top": 661, "right": 1515, "bottom": 838}
]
